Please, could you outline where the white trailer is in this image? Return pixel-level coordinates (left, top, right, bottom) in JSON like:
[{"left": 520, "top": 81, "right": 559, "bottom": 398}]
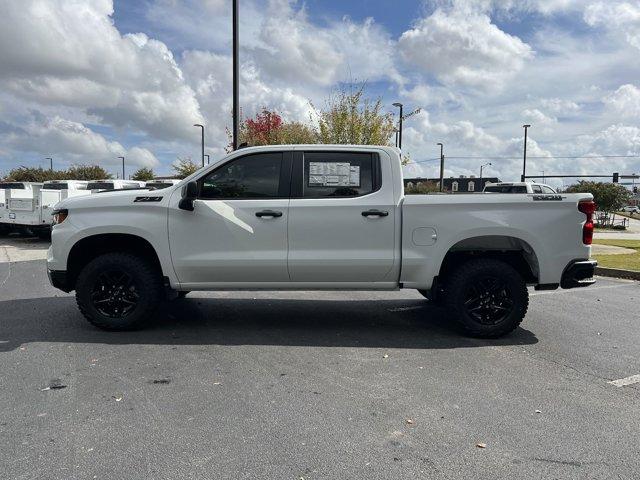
[
  {"left": 145, "top": 179, "right": 181, "bottom": 190},
  {"left": 1, "top": 182, "right": 37, "bottom": 233},
  {"left": 86, "top": 179, "right": 146, "bottom": 193},
  {"left": 39, "top": 180, "right": 92, "bottom": 229},
  {"left": 3, "top": 182, "right": 44, "bottom": 234}
]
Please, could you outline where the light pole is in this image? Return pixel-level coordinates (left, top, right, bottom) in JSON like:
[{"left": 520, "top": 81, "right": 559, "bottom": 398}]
[
  {"left": 541, "top": 170, "right": 545, "bottom": 182},
  {"left": 118, "top": 156, "right": 125, "bottom": 179},
  {"left": 521, "top": 124, "right": 531, "bottom": 182},
  {"left": 480, "top": 162, "right": 491, "bottom": 187},
  {"left": 393, "top": 102, "right": 403, "bottom": 149},
  {"left": 204, "top": 154, "right": 210, "bottom": 165},
  {"left": 232, "top": 0, "right": 239, "bottom": 151},
  {"left": 45, "top": 157, "right": 53, "bottom": 171},
  {"left": 437, "top": 143, "right": 445, "bottom": 192},
  {"left": 194, "top": 124, "right": 205, "bottom": 167}
]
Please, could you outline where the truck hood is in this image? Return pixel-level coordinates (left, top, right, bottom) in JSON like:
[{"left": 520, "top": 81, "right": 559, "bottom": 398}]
[{"left": 55, "top": 187, "right": 174, "bottom": 210}]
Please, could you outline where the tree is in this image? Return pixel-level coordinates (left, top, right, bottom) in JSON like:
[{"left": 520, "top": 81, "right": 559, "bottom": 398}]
[
  {"left": 65, "top": 164, "right": 112, "bottom": 180},
  {"left": 405, "top": 180, "right": 439, "bottom": 194},
  {"left": 6, "top": 167, "right": 65, "bottom": 182},
  {"left": 131, "top": 167, "right": 155, "bottom": 181},
  {"left": 172, "top": 157, "right": 200, "bottom": 179},
  {"left": 565, "top": 181, "right": 631, "bottom": 212},
  {"left": 313, "top": 83, "right": 396, "bottom": 146}
]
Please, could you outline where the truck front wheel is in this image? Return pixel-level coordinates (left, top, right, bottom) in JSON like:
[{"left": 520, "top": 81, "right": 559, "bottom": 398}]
[
  {"left": 444, "top": 259, "right": 529, "bottom": 338},
  {"left": 75, "top": 252, "right": 163, "bottom": 330}
]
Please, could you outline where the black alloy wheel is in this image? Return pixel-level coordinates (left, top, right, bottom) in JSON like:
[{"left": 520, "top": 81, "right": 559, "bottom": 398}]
[{"left": 90, "top": 269, "right": 140, "bottom": 318}]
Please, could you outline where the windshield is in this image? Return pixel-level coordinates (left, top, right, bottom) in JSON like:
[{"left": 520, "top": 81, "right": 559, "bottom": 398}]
[
  {"left": 485, "top": 185, "right": 527, "bottom": 193},
  {"left": 147, "top": 182, "right": 173, "bottom": 189},
  {"left": 0, "top": 182, "right": 26, "bottom": 189},
  {"left": 87, "top": 182, "right": 114, "bottom": 190},
  {"left": 43, "top": 183, "right": 69, "bottom": 190}
]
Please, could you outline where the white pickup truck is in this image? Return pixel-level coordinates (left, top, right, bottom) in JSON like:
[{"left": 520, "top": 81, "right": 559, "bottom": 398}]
[{"left": 47, "top": 145, "right": 597, "bottom": 337}]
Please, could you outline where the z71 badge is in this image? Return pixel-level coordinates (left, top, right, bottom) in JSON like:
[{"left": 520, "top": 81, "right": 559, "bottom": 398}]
[{"left": 134, "top": 196, "right": 163, "bottom": 202}]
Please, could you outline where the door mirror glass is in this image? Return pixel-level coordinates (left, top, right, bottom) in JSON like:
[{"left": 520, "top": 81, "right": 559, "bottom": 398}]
[{"left": 179, "top": 181, "right": 198, "bottom": 211}]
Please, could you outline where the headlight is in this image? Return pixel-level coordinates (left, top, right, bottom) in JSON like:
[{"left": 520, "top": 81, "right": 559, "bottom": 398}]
[{"left": 52, "top": 208, "right": 68, "bottom": 225}]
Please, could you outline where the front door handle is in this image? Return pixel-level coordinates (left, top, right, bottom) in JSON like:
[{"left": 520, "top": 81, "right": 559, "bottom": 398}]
[
  {"left": 255, "top": 210, "right": 283, "bottom": 218},
  {"left": 361, "top": 209, "right": 389, "bottom": 217}
]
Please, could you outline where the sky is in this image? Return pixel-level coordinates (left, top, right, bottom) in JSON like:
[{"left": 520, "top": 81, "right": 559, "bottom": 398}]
[{"left": 1, "top": 0, "right": 639, "bottom": 187}]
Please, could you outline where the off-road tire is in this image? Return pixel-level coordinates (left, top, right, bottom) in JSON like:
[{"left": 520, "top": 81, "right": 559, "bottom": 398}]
[
  {"left": 76, "top": 252, "right": 163, "bottom": 331},
  {"left": 444, "top": 258, "right": 528, "bottom": 338}
]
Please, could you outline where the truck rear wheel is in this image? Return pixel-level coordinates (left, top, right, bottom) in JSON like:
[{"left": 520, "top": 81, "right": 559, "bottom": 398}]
[
  {"left": 444, "top": 258, "right": 528, "bottom": 338},
  {"left": 75, "top": 252, "right": 163, "bottom": 330}
]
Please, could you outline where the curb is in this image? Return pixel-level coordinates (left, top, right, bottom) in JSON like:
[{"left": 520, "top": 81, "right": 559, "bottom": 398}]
[{"left": 595, "top": 266, "right": 640, "bottom": 281}]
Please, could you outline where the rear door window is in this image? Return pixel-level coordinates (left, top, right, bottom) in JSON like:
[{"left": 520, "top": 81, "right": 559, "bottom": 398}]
[{"left": 296, "top": 152, "right": 380, "bottom": 198}]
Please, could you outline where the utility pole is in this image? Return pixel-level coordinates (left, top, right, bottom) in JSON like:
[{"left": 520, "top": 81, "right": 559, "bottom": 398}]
[
  {"left": 118, "top": 156, "right": 125, "bottom": 179},
  {"left": 45, "top": 157, "right": 53, "bottom": 171},
  {"left": 194, "top": 124, "right": 205, "bottom": 167},
  {"left": 521, "top": 124, "right": 531, "bottom": 182},
  {"left": 480, "top": 162, "right": 491, "bottom": 187},
  {"left": 232, "top": 0, "right": 239, "bottom": 151},
  {"left": 437, "top": 142, "right": 444, "bottom": 192},
  {"left": 393, "top": 103, "right": 403, "bottom": 149}
]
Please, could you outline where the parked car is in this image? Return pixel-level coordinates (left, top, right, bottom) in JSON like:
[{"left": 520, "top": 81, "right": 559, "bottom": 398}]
[
  {"left": 621, "top": 205, "right": 640, "bottom": 214},
  {"left": 484, "top": 182, "right": 557, "bottom": 194},
  {"left": 47, "top": 145, "right": 596, "bottom": 337}
]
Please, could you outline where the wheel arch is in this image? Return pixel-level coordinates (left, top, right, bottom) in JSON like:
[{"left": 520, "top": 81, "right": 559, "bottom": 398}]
[
  {"left": 67, "top": 233, "right": 164, "bottom": 290},
  {"left": 437, "top": 235, "right": 540, "bottom": 286}
]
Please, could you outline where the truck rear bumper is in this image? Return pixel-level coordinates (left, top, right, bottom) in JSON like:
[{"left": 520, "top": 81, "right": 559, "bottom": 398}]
[{"left": 560, "top": 259, "right": 597, "bottom": 289}]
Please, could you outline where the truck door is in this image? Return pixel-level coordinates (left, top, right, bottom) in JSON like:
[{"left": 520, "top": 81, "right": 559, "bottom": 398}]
[
  {"left": 287, "top": 150, "right": 397, "bottom": 283},
  {"left": 168, "top": 151, "right": 292, "bottom": 285}
]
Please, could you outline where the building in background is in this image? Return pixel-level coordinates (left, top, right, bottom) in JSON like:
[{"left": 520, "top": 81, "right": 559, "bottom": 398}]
[{"left": 404, "top": 176, "right": 501, "bottom": 193}]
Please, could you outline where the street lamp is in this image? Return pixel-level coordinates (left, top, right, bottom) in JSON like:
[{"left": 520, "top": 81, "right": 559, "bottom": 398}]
[
  {"left": 437, "top": 142, "right": 444, "bottom": 192},
  {"left": 521, "top": 124, "right": 531, "bottom": 182},
  {"left": 393, "top": 102, "right": 403, "bottom": 149},
  {"left": 232, "top": 0, "right": 239, "bottom": 151},
  {"left": 194, "top": 124, "right": 205, "bottom": 167},
  {"left": 541, "top": 170, "right": 545, "bottom": 182},
  {"left": 118, "top": 156, "right": 125, "bottom": 179},
  {"left": 45, "top": 157, "right": 53, "bottom": 171},
  {"left": 204, "top": 154, "right": 210, "bottom": 165},
  {"left": 480, "top": 162, "right": 492, "bottom": 187}
]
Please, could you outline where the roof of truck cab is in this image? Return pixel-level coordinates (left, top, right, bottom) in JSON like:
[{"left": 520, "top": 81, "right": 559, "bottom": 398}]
[{"left": 228, "top": 144, "right": 400, "bottom": 154}]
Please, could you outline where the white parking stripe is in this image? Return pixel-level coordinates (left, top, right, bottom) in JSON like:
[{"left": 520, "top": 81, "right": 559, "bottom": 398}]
[
  {"left": 530, "top": 282, "right": 637, "bottom": 296},
  {"left": 609, "top": 375, "right": 640, "bottom": 387}
]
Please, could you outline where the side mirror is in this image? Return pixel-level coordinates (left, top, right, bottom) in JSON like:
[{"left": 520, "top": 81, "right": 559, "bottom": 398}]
[{"left": 178, "top": 181, "right": 198, "bottom": 211}]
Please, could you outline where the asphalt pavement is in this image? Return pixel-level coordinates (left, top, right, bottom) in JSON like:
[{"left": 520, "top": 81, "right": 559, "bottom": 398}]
[{"left": 1, "top": 237, "right": 639, "bottom": 480}]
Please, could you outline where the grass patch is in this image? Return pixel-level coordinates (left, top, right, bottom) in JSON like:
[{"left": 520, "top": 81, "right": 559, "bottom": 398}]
[{"left": 592, "top": 239, "right": 640, "bottom": 271}]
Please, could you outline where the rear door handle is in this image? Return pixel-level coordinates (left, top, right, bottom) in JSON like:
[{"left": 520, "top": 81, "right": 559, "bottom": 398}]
[
  {"left": 361, "top": 209, "right": 389, "bottom": 217},
  {"left": 255, "top": 210, "right": 283, "bottom": 218}
]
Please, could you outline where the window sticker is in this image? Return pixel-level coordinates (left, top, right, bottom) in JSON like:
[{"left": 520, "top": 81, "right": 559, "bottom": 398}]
[{"left": 308, "top": 162, "right": 360, "bottom": 187}]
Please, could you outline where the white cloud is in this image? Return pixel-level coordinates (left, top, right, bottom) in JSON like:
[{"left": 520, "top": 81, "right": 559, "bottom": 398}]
[
  {"left": 3, "top": 115, "right": 158, "bottom": 168},
  {"left": 584, "top": 1, "right": 640, "bottom": 49},
  {"left": 603, "top": 84, "right": 640, "bottom": 118},
  {"left": 540, "top": 97, "right": 581, "bottom": 115},
  {"left": 398, "top": 8, "right": 533, "bottom": 91},
  {"left": 250, "top": 2, "right": 402, "bottom": 88},
  {"left": 0, "top": 0, "right": 204, "bottom": 141},
  {"left": 522, "top": 108, "right": 557, "bottom": 126}
]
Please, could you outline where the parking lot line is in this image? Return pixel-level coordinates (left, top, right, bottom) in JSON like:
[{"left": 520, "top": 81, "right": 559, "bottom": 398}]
[
  {"left": 530, "top": 281, "right": 637, "bottom": 296},
  {"left": 608, "top": 374, "right": 640, "bottom": 387}
]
